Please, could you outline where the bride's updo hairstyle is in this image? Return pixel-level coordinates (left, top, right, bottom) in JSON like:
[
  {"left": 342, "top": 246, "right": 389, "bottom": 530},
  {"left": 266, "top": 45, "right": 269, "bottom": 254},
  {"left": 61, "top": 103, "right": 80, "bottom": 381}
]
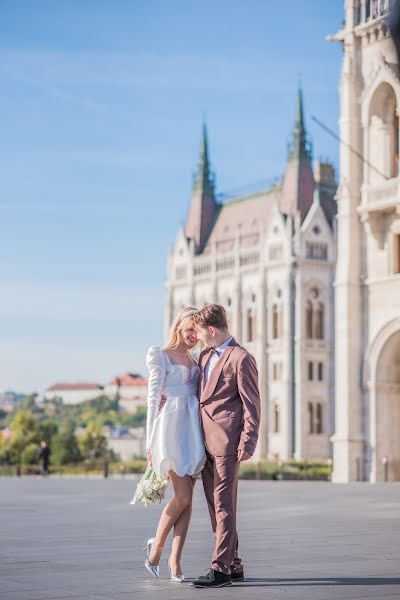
[{"left": 164, "top": 306, "right": 199, "bottom": 350}]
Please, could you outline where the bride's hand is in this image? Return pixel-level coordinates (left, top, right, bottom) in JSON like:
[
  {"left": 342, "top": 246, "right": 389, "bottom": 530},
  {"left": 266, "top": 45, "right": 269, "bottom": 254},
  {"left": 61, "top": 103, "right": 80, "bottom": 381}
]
[{"left": 147, "top": 448, "right": 153, "bottom": 465}]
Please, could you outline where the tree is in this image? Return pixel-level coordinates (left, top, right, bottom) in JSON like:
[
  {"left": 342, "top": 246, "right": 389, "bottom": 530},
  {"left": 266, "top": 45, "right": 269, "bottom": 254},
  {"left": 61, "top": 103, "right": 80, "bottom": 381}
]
[
  {"left": 21, "top": 443, "right": 40, "bottom": 465},
  {"left": 20, "top": 393, "right": 40, "bottom": 413},
  {"left": 120, "top": 405, "right": 147, "bottom": 428},
  {"left": 51, "top": 424, "right": 81, "bottom": 465},
  {"left": 39, "top": 420, "right": 58, "bottom": 444},
  {"left": 78, "top": 424, "right": 108, "bottom": 460},
  {"left": 7, "top": 410, "right": 40, "bottom": 464}
]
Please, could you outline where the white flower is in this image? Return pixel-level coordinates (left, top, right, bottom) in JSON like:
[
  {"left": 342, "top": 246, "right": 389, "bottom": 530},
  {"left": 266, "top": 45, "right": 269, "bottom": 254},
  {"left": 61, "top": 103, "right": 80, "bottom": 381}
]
[{"left": 130, "top": 466, "right": 168, "bottom": 507}]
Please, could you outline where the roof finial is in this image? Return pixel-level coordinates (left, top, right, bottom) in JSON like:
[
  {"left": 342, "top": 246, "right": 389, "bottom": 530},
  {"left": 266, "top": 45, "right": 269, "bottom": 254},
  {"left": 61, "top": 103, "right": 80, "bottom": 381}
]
[
  {"left": 193, "top": 118, "right": 215, "bottom": 194},
  {"left": 287, "top": 85, "right": 312, "bottom": 163}
]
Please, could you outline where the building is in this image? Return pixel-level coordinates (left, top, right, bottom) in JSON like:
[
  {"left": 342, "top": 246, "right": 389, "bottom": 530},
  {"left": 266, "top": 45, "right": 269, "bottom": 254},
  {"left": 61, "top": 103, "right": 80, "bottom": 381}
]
[
  {"left": 105, "top": 426, "right": 146, "bottom": 460},
  {"left": 44, "top": 383, "right": 104, "bottom": 405},
  {"left": 0, "top": 391, "right": 23, "bottom": 413},
  {"left": 330, "top": 0, "right": 400, "bottom": 482},
  {"left": 165, "top": 91, "right": 337, "bottom": 461},
  {"left": 105, "top": 373, "right": 147, "bottom": 413}
]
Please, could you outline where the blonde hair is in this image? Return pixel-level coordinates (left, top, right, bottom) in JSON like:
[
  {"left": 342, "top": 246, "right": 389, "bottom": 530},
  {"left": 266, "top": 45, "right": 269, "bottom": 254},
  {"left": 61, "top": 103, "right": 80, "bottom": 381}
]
[{"left": 164, "top": 306, "right": 199, "bottom": 350}]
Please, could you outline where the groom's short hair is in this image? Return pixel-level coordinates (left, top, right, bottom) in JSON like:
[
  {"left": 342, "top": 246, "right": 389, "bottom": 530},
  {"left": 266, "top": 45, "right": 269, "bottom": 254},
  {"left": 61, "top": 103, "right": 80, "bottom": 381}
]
[{"left": 193, "top": 304, "right": 228, "bottom": 330}]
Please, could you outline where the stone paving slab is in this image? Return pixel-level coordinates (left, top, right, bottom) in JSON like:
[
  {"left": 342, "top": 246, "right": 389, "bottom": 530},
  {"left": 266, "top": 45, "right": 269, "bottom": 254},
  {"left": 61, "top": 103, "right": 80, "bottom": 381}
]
[{"left": 0, "top": 478, "right": 399, "bottom": 600}]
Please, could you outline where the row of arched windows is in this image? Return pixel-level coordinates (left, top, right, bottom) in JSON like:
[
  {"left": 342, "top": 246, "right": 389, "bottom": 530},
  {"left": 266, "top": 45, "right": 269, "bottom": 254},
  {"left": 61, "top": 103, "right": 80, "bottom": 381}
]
[
  {"left": 172, "top": 294, "right": 325, "bottom": 341},
  {"left": 271, "top": 402, "right": 324, "bottom": 435}
]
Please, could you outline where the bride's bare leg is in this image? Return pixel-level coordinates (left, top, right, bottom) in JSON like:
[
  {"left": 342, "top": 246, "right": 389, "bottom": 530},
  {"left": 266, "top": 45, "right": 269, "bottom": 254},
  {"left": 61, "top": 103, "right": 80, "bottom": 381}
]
[
  {"left": 148, "top": 471, "right": 194, "bottom": 566},
  {"left": 169, "top": 478, "right": 196, "bottom": 575}
]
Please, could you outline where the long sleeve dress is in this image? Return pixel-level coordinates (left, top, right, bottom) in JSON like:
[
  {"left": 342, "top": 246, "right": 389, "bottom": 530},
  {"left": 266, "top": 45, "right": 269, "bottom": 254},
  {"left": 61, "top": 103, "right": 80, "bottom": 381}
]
[{"left": 145, "top": 346, "right": 206, "bottom": 480}]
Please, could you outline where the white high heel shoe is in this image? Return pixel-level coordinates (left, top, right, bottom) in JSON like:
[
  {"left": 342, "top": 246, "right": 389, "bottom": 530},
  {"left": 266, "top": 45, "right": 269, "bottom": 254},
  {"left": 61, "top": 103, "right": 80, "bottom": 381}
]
[
  {"left": 143, "top": 537, "right": 159, "bottom": 579},
  {"left": 168, "top": 559, "right": 185, "bottom": 583}
]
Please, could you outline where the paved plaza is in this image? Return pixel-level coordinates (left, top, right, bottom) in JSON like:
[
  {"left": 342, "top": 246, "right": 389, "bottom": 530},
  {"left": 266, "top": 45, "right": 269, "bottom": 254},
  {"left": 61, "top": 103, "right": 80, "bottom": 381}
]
[{"left": 0, "top": 477, "right": 399, "bottom": 600}]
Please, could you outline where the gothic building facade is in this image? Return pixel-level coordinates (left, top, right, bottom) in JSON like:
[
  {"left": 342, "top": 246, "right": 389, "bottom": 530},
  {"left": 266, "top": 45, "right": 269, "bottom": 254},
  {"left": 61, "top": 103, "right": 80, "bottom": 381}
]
[
  {"left": 164, "top": 91, "right": 337, "bottom": 461},
  {"left": 330, "top": 0, "right": 400, "bottom": 482}
]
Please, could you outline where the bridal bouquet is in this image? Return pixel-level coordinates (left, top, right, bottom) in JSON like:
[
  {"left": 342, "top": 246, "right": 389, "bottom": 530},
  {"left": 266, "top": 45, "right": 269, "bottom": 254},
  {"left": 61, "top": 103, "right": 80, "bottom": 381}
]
[{"left": 130, "top": 465, "right": 168, "bottom": 507}]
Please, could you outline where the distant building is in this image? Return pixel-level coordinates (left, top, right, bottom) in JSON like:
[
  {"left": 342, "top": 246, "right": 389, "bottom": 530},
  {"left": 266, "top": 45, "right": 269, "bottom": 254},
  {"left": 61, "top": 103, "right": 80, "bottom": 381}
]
[
  {"left": 44, "top": 383, "right": 104, "bottom": 405},
  {"left": 0, "top": 391, "right": 24, "bottom": 413},
  {"left": 105, "top": 373, "right": 148, "bottom": 413},
  {"left": 106, "top": 426, "right": 146, "bottom": 460},
  {"left": 165, "top": 91, "right": 337, "bottom": 462}
]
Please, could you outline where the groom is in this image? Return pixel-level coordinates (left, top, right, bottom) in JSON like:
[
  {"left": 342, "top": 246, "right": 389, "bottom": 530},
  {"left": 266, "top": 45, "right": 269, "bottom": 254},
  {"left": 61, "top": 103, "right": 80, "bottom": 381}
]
[{"left": 192, "top": 304, "right": 261, "bottom": 588}]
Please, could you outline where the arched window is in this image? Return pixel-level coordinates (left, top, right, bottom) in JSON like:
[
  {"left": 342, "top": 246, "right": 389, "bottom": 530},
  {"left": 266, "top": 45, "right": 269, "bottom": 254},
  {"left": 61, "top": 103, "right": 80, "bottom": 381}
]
[
  {"left": 273, "top": 403, "right": 280, "bottom": 434},
  {"left": 305, "top": 288, "right": 324, "bottom": 340},
  {"left": 369, "top": 82, "right": 399, "bottom": 183},
  {"left": 318, "top": 362, "right": 324, "bottom": 381},
  {"left": 272, "top": 304, "right": 279, "bottom": 339},
  {"left": 308, "top": 361, "right": 314, "bottom": 381},
  {"left": 315, "top": 302, "right": 324, "bottom": 339},
  {"left": 308, "top": 402, "right": 314, "bottom": 434},
  {"left": 246, "top": 308, "right": 256, "bottom": 342},
  {"left": 316, "top": 403, "right": 323, "bottom": 434},
  {"left": 306, "top": 301, "right": 313, "bottom": 338},
  {"left": 277, "top": 305, "right": 282, "bottom": 337}
]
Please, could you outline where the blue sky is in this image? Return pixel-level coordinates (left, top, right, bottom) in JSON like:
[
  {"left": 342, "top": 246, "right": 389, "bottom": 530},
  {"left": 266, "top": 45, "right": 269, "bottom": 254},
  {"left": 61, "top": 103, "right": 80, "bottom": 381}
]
[{"left": 0, "top": 1, "right": 344, "bottom": 393}]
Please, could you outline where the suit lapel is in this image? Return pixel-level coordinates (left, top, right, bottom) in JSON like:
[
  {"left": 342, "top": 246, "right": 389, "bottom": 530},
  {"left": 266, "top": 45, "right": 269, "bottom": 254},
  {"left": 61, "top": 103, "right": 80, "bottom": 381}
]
[
  {"left": 201, "top": 338, "right": 238, "bottom": 402},
  {"left": 200, "top": 348, "right": 213, "bottom": 394}
]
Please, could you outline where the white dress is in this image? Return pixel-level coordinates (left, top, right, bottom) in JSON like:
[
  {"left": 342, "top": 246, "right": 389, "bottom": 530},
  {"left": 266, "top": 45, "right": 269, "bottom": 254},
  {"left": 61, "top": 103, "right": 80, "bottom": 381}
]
[{"left": 145, "top": 346, "right": 206, "bottom": 480}]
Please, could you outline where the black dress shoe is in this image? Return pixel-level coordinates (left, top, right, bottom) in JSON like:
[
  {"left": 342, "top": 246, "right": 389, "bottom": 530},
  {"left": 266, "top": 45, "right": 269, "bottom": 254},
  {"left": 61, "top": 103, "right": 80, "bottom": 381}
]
[
  {"left": 231, "top": 570, "right": 245, "bottom": 581},
  {"left": 191, "top": 568, "right": 232, "bottom": 588}
]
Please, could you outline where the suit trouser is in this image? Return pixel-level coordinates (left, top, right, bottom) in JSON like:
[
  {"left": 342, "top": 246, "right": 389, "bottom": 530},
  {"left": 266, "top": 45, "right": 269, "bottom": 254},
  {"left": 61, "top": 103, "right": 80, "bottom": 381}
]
[{"left": 202, "top": 449, "right": 243, "bottom": 575}]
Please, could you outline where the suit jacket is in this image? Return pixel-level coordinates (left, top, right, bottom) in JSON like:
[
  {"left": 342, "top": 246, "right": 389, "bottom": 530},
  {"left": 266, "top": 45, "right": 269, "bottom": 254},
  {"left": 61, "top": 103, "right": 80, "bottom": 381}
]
[{"left": 198, "top": 337, "right": 261, "bottom": 457}]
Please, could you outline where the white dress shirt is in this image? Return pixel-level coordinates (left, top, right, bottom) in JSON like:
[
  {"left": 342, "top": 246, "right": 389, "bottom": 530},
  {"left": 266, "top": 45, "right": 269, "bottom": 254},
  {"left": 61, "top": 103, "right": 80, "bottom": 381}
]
[{"left": 204, "top": 336, "right": 234, "bottom": 384}]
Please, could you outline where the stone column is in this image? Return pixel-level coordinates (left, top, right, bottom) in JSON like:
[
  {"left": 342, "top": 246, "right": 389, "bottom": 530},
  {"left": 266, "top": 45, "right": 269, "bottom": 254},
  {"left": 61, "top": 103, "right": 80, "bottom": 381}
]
[
  {"left": 331, "top": 5, "right": 365, "bottom": 482},
  {"left": 293, "top": 260, "right": 303, "bottom": 460},
  {"left": 255, "top": 265, "right": 268, "bottom": 459}
]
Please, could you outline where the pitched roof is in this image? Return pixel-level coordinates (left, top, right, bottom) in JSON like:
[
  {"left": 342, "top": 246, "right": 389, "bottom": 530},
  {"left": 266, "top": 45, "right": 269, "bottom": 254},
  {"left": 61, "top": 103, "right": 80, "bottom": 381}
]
[
  {"left": 108, "top": 373, "right": 147, "bottom": 387},
  {"left": 203, "top": 186, "right": 280, "bottom": 250},
  {"left": 46, "top": 383, "right": 104, "bottom": 392}
]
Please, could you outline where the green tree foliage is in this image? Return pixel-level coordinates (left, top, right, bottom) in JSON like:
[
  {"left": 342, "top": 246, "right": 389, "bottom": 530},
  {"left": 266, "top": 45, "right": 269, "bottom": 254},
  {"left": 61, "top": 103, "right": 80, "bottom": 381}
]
[
  {"left": 78, "top": 423, "right": 108, "bottom": 460},
  {"left": 119, "top": 405, "right": 147, "bottom": 428},
  {"left": 0, "top": 393, "right": 148, "bottom": 467},
  {"left": 39, "top": 420, "right": 58, "bottom": 443},
  {"left": 51, "top": 424, "right": 81, "bottom": 465},
  {"left": 8, "top": 410, "right": 40, "bottom": 464},
  {"left": 21, "top": 442, "right": 40, "bottom": 465}
]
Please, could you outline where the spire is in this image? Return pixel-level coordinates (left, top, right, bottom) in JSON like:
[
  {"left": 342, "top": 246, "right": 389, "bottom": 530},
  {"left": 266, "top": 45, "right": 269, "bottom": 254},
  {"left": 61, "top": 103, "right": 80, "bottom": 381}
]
[
  {"left": 287, "top": 86, "right": 312, "bottom": 164},
  {"left": 185, "top": 122, "right": 218, "bottom": 252},
  {"left": 280, "top": 88, "right": 315, "bottom": 221},
  {"left": 193, "top": 121, "right": 215, "bottom": 196}
]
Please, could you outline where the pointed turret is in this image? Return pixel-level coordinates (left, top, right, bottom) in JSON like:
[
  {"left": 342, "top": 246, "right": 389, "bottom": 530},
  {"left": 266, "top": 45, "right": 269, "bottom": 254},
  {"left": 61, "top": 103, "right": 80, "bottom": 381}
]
[
  {"left": 185, "top": 122, "right": 218, "bottom": 252},
  {"left": 280, "top": 88, "right": 315, "bottom": 220}
]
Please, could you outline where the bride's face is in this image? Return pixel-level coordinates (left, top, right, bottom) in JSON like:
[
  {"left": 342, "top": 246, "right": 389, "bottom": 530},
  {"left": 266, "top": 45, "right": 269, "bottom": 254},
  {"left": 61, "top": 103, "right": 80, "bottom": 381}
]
[{"left": 180, "top": 327, "right": 198, "bottom": 348}]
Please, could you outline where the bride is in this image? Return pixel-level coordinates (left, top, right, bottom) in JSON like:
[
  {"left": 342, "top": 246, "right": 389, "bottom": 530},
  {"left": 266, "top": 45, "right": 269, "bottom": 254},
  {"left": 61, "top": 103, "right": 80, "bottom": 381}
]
[{"left": 143, "top": 307, "right": 206, "bottom": 582}]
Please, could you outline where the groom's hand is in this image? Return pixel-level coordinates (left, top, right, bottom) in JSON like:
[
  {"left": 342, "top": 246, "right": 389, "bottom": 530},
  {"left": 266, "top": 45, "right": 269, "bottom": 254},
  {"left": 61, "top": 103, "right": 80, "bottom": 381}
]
[{"left": 237, "top": 449, "right": 252, "bottom": 461}]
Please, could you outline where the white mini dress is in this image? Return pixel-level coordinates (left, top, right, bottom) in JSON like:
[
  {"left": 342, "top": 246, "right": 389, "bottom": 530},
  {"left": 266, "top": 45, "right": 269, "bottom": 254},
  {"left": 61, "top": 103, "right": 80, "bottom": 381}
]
[{"left": 145, "top": 346, "right": 206, "bottom": 480}]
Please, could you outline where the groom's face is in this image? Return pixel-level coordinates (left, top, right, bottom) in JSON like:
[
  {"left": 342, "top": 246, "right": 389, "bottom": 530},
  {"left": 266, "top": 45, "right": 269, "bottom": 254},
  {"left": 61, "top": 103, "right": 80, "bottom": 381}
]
[{"left": 195, "top": 325, "right": 215, "bottom": 348}]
